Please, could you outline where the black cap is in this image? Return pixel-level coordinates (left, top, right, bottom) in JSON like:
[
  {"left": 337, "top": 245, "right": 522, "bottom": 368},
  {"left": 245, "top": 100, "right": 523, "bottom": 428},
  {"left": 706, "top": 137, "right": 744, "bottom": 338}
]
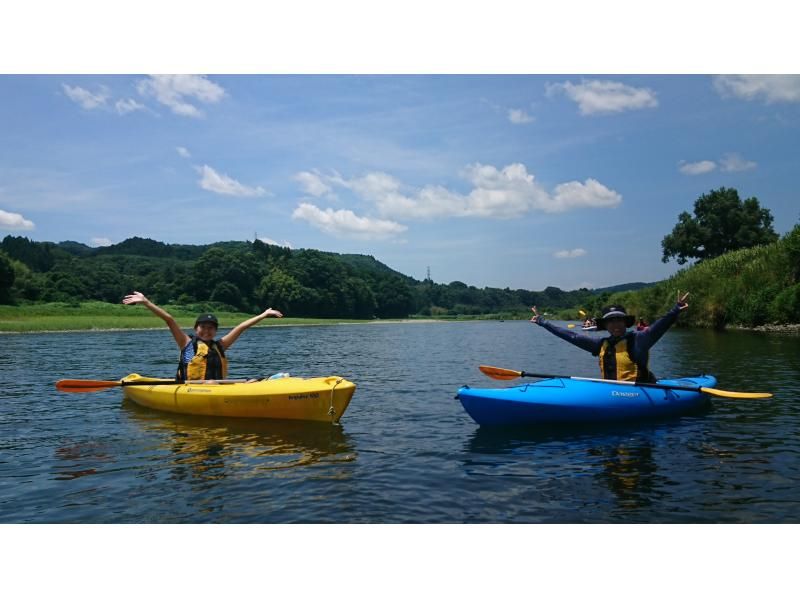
[
  {"left": 195, "top": 313, "right": 219, "bottom": 327},
  {"left": 595, "top": 305, "right": 635, "bottom": 330}
]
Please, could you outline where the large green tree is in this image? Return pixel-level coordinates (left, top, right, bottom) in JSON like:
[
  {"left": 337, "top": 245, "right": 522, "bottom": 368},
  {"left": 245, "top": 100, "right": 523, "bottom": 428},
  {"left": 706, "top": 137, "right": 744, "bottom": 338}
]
[{"left": 661, "top": 187, "right": 779, "bottom": 264}]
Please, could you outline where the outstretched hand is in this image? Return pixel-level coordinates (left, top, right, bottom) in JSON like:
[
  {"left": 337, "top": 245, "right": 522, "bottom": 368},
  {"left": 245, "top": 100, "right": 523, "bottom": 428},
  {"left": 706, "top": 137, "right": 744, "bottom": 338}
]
[
  {"left": 261, "top": 307, "right": 283, "bottom": 318},
  {"left": 123, "top": 291, "right": 148, "bottom": 305},
  {"left": 530, "top": 305, "right": 542, "bottom": 324},
  {"left": 677, "top": 291, "right": 690, "bottom": 311}
]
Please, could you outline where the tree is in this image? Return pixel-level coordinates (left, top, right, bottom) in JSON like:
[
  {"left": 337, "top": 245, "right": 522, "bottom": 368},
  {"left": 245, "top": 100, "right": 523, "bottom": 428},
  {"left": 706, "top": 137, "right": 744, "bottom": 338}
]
[
  {"left": 0, "top": 251, "right": 15, "bottom": 303},
  {"left": 662, "top": 187, "right": 779, "bottom": 264}
]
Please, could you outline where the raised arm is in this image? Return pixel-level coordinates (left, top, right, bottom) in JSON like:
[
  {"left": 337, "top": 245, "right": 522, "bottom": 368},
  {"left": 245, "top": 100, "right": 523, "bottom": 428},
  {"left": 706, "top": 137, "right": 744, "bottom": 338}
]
[
  {"left": 220, "top": 307, "right": 283, "bottom": 350},
  {"left": 530, "top": 306, "right": 603, "bottom": 354},
  {"left": 122, "top": 291, "right": 190, "bottom": 349},
  {"left": 634, "top": 291, "right": 690, "bottom": 350}
]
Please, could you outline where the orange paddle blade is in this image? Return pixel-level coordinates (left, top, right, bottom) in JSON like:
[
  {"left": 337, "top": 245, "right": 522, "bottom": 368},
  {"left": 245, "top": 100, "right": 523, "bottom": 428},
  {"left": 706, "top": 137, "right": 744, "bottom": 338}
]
[
  {"left": 55, "top": 379, "right": 122, "bottom": 392},
  {"left": 478, "top": 365, "right": 524, "bottom": 381}
]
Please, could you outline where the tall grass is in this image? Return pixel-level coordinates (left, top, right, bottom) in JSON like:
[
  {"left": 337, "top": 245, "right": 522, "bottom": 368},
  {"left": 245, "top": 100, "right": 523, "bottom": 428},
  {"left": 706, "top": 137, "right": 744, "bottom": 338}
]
[{"left": 606, "top": 225, "right": 800, "bottom": 329}]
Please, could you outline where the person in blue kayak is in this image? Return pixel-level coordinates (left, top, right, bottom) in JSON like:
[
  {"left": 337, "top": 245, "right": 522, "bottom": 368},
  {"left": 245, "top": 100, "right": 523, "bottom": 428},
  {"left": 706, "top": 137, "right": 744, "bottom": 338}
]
[
  {"left": 530, "top": 292, "right": 690, "bottom": 382},
  {"left": 122, "top": 291, "right": 283, "bottom": 381}
]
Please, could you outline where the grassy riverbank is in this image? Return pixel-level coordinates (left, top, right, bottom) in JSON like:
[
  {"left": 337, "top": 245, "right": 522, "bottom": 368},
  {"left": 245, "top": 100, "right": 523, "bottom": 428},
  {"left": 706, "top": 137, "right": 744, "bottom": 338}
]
[{"left": 0, "top": 301, "right": 371, "bottom": 333}]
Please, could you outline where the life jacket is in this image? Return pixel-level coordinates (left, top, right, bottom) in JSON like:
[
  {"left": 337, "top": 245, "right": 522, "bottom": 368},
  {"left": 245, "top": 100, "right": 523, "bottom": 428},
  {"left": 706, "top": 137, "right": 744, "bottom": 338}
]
[
  {"left": 176, "top": 337, "right": 228, "bottom": 381},
  {"left": 598, "top": 333, "right": 655, "bottom": 382}
]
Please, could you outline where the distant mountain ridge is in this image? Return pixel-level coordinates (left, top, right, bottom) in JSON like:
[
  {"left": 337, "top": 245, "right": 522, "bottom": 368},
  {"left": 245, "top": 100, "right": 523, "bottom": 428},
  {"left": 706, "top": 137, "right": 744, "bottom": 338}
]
[{"left": 2, "top": 234, "right": 659, "bottom": 317}]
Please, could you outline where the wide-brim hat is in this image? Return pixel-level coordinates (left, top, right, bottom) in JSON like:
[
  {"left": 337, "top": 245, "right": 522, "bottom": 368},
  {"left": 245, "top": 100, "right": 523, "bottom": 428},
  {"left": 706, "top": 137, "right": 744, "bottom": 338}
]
[
  {"left": 195, "top": 313, "right": 219, "bottom": 327},
  {"left": 595, "top": 305, "right": 635, "bottom": 330}
]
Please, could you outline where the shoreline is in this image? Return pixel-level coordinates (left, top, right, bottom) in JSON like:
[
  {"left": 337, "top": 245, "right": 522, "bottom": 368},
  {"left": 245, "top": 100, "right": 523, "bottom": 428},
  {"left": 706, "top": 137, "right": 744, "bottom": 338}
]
[{"left": 0, "top": 318, "right": 460, "bottom": 335}]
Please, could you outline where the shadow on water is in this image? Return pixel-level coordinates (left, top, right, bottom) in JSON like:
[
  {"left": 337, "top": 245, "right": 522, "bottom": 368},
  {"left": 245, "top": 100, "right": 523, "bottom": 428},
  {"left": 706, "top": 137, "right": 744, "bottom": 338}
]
[{"left": 119, "top": 399, "right": 357, "bottom": 480}]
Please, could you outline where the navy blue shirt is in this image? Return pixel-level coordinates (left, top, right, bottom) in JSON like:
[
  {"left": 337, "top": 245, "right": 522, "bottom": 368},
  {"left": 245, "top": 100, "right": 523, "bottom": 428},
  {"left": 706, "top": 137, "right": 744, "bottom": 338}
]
[{"left": 535, "top": 304, "right": 683, "bottom": 362}]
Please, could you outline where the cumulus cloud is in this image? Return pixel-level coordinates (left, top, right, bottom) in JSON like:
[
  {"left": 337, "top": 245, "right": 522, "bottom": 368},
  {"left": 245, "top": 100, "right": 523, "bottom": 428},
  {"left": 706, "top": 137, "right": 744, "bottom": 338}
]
[
  {"left": 299, "top": 163, "right": 622, "bottom": 221},
  {"left": 679, "top": 160, "right": 718, "bottom": 175},
  {"left": 115, "top": 98, "right": 145, "bottom": 115},
  {"left": 508, "top": 108, "right": 534, "bottom": 124},
  {"left": 713, "top": 75, "right": 800, "bottom": 103},
  {"left": 547, "top": 79, "right": 658, "bottom": 115},
  {"left": 90, "top": 237, "right": 113, "bottom": 247},
  {"left": 197, "top": 165, "right": 266, "bottom": 197},
  {"left": 292, "top": 203, "right": 407, "bottom": 240},
  {"left": 0, "top": 209, "right": 35, "bottom": 230},
  {"left": 294, "top": 171, "right": 334, "bottom": 197},
  {"left": 136, "top": 75, "right": 226, "bottom": 118},
  {"left": 176, "top": 146, "right": 191, "bottom": 158},
  {"left": 62, "top": 84, "right": 110, "bottom": 110},
  {"left": 719, "top": 152, "right": 757, "bottom": 172},
  {"left": 554, "top": 248, "right": 587, "bottom": 259}
]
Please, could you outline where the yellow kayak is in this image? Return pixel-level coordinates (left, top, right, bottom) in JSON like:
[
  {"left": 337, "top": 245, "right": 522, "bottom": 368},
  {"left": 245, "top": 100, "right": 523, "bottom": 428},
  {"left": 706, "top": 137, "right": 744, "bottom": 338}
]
[{"left": 120, "top": 373, "right": 356, "bottom": 423}]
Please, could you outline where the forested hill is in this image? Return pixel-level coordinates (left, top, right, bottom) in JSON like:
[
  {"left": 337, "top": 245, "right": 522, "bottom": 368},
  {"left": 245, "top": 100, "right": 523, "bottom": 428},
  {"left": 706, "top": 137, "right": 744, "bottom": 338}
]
[{"left": 0, "top": 235, "right": 638, "bottom": 318}]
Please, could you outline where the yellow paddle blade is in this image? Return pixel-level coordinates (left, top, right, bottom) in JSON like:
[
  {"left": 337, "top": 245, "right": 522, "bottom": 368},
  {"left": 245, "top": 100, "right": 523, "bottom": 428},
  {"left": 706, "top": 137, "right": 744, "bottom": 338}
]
[
  {"left": 478, "top": 365, "right": 523, "bottom": 381},
  {"left": 567, "top": 324, "right": 576, "bottom": 328},
  {"left": 700, "top": 387, "right": 772, "bottom": 399},
  {"left": 579, "top": 310, "right": 587, "bottom": 316}
]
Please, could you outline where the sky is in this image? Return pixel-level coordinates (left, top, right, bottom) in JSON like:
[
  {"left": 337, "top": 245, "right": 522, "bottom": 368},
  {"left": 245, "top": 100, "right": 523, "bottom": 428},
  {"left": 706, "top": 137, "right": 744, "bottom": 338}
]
[{"left": 1, "top": 7, "right": 799, "bottom": 295}]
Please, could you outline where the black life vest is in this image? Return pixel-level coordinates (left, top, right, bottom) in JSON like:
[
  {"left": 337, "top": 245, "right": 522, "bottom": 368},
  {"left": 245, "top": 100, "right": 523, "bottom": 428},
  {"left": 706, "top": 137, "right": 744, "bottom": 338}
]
[
  {"left": 176, "top": 337, "right": 228, "bottom": 382},
  {"left": 598, "top": 333, "right": 655, "bottom": 382}
]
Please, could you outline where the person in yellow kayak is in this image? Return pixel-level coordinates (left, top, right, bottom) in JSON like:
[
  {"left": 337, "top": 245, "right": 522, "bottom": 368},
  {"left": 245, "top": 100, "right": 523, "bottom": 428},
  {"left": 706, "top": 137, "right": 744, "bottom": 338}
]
[
  {"left": 122, "top": 291, "right": 283, "bottom": 381},
  {"left": 530, "top": 292, "right": 690, "bottom": 382}
]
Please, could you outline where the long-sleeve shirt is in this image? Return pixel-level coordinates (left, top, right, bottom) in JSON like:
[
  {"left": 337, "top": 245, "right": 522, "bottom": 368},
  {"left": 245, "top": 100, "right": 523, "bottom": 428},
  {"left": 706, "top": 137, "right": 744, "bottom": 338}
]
[{"left": 535, "top": 304, "right": 683, "bottom": 364}]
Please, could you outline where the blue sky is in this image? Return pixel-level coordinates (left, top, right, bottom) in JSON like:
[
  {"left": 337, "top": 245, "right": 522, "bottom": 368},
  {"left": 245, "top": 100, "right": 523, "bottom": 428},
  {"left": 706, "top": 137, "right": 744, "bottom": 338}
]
[{"left": 1, "top": 73, "right": 799, "bottom": 290}]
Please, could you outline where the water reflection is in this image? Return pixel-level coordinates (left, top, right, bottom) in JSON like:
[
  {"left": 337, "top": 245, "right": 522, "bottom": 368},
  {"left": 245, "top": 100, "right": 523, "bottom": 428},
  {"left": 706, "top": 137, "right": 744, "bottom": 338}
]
[
  {"left": 121, "top": 400, "right": 356, "bottom": 482},
  {"left": 53, "top": 441, "right": 115, "bottom": 481}
]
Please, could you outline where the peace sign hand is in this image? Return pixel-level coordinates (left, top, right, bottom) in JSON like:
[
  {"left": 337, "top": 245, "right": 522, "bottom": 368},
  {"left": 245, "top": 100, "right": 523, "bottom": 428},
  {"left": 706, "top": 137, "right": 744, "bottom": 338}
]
[
  {"left": 677, "top": 291, "right": 690, "bottom": 310},
  {"left": 530, "top": 305, "right": 543, "bottom": 324}
]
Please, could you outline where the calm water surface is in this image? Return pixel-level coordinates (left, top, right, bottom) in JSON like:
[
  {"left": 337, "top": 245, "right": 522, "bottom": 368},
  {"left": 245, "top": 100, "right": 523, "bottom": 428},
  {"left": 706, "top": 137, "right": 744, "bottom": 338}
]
[{"left": 1, "top": 321, "right": 798, "bottom": 523}]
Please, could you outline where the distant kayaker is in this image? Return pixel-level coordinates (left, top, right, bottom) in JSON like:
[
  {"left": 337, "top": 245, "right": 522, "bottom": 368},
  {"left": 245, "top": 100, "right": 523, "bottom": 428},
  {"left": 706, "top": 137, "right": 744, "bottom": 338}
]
[
  {"left": 530, "top": 292, "right": 690, "bottom": 382},
  {"left": 122, "top": 291, "right": 283, "bottom": 381}
]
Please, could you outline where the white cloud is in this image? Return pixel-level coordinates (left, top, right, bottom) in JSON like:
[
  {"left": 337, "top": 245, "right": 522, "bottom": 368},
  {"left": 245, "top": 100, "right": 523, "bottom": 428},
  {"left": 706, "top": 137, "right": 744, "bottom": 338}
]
[
  {"left": 713, "top": 75, "right": 800, "bottom": 104},
  {"left": 62, "top": 84, "right": 109, "bottom": 110},
  {"left": 678, "top": 154, "right": 756, "bottom": 175},
  {"left": 294, "top": 171, "right": 333, "bottom": 197},
  {"left": 547, "top": 79, "right": 658, "bottom": 115},
  {"left": 508, "top": 108, "right": 534, "bottom": 124},
  {"left": 719, "top": 152, "right": 757, "bottom": 172},
  {"left": 136, "top": 75, "right": 226, "bottom": 118},
  {"left": 197, "top": 165, "right": 266, "bottom": 197},
  {"left": 299, "top": 163, "right": 622, "bottom": 220},
  {"left": 554, "top": 248, "right": 587, "bottom": 259},
  {"left": 257, "top": 236, "right": 293, "bottom": 249},
  {"left": 90, "top": 237, "right": 113, "bottom": 247},
  {"left": 176, "top": 146, "right": 191, "bottom": 158},
  {"left": 292, "top": 202, "right": 407, "bottom": 240},
  {"left": 0, "top": 209, "right": 35, "bottom": 230},
  {"left": 550, "top": 179, "right": 623, "bottom": 212},
  {"left": 115, "top": 98, "right": 145, "bottom": 115},
  {"left": 679, "top": 160, "right": 718, "bottom": 175}
]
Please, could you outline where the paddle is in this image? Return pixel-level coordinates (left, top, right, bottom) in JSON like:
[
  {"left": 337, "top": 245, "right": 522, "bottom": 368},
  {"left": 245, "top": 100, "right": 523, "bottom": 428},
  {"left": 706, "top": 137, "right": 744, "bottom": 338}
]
[
  {"left": 477, "top": 365, "right": 773, "bottom": 399},
  {"left": 55, "top": 378, "right": 249, "bottom": 393}
]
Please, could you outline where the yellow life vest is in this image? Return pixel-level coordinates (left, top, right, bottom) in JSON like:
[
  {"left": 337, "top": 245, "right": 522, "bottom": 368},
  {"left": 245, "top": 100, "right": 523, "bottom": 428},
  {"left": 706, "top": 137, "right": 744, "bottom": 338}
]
[
  {"left": 178, "top": 338, "right": 228, "bottom": 381},
  {"left": 598, "top": 336, "right": 650, "bottom": 382}
]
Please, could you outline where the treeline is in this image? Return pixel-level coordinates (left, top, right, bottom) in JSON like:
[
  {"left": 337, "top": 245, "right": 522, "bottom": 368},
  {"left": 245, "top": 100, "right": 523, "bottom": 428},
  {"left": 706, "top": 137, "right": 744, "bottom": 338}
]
[
  {"left": 0, "top": 235, "right": 624, "bottom": 318},
  {"left": 602, "top": 224, "right": 800, "bottom": 329}
]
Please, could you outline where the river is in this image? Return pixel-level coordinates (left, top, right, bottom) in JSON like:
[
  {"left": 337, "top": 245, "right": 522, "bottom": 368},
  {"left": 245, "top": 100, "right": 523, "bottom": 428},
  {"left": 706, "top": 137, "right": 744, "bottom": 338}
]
[{"left": 1, "top": 320, "right": 798, "bottom": 523}]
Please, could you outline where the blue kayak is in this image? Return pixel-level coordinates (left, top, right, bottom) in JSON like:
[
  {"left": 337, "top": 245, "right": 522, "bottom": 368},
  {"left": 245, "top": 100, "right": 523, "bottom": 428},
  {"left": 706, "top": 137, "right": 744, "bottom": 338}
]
[{"left": 457, "top": 375, "right": 716, "bottom": 426}]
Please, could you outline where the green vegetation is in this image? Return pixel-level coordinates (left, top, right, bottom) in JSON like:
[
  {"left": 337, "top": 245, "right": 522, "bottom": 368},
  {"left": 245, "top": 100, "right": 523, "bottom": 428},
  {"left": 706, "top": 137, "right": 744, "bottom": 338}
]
[
  {"left": 0, "top": 301, "right": 367, "bottom": 333},
  {"left": 661, "top": 187, "right": 778, "bottom": 265},
  {"left": 606, "top": 224, "right": 800, "bottom": 329},
  {"left": 0, "top": 234, "right": 642, "bottom": 331}
]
